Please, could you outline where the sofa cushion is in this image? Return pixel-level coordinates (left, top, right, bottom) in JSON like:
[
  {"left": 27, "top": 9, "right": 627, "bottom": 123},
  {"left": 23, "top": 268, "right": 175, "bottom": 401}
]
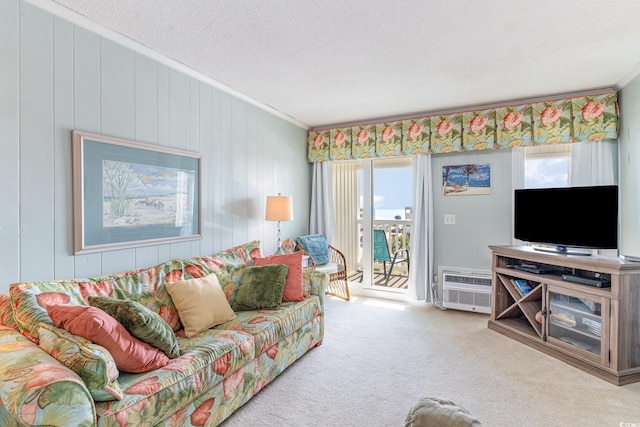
[
  {"left": 88, "top": 296, "right": 181, "bottom": 358},
  {"left": 296, "top": 234, "right": 330, "bottom": 265},
  {"left": 254, "top": 252, "right": 305, "bottom": 302},
  {"left": 38, "top": 323, "right": 123, "bottom": 401},
  {"left": 220, "top": 295, "right": 321, "bottom": 355},
  {"left": 9, "top": 282, "right": 95, "bottom": 342},
  {"left": 190, "top": 241, "right": 263, "bottom": 305},
  {"left": 0, "top": 294, "right": 17, "bottom": 328},
  {"left": 231, "top": 265, "right": 288, "bottom": 311},
  {"left": 110, "top": 263, "right": 183, "bottom": 331},
  {"left": 165, "top": 273, "right": 237, "bottom": 338},
  {"left": 94, "top": 329, "right": 255, "bottom": 426},
  {"left": 48, "top": 304, "right": 170, "bottom": 373}
]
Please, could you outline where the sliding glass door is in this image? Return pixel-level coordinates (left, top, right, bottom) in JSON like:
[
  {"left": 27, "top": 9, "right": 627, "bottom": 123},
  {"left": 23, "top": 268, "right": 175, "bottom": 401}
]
[
  {"left": 333, "top": 157, "right": 413, "bottom": 292},
  {"left": 367, "top": 157, "right": 413, "bottom": 291}
]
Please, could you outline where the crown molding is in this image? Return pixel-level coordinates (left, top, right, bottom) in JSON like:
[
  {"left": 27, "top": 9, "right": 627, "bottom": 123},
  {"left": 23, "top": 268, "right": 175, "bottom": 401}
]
[{"left": 24, "top": 0, "right": 310, "bottom": 130}]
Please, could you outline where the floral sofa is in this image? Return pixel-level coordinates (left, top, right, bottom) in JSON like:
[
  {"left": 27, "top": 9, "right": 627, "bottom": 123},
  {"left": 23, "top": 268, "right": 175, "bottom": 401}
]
[{"left": 0, "top": 241, "right": 328, "bottom": 426}]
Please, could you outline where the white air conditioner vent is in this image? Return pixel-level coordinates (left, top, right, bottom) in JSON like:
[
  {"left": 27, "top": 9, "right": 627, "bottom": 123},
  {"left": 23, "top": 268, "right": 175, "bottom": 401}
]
[
  {"left": 439, "top": 266, "right": 492, "bottom": 314},
  {"left": 443, "top": 274, "right": 492, "bottom": 287}
]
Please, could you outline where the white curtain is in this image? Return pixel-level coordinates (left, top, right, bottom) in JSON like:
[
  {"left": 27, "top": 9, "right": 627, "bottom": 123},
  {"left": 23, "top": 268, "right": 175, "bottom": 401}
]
[
  {"left": 570, "top": 140, "right": 618, "bottom": 186},
  {"left": 570, "top": 140, "right": 618, "bottom": 256},
  {"left": 310, "top": 161, "right": 337, "bottom": 245},
  {"left": 331, "top": 162, "right": 360, "bottom": 273},
  {"left": 408, "top": 154, "right": 433, "bottom": 302}
]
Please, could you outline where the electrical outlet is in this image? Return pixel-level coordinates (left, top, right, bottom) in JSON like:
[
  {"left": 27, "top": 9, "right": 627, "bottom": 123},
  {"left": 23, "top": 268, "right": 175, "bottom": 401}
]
[{"left": 444, "top": 214, "right": 456, "bottom": 225}]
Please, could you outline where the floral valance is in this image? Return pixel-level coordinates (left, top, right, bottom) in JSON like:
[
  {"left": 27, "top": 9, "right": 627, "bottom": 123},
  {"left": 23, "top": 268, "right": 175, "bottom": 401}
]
[{"left": 307, "top": 92, "right": 618, "bottom": 162}]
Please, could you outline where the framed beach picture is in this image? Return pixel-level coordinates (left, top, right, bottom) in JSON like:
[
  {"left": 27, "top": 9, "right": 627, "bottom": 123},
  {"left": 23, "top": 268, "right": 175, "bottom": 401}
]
[
  {"left": 442, "top": 163, "right": 491, "bottom": 196},
  {"left": 72, "top": 131, "right": 202, "bottom": 254}
]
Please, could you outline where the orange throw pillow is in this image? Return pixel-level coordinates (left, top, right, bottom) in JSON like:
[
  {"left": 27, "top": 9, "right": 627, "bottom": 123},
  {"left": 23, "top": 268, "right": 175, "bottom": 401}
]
[
  {"left": 254, "top": 251, "right": 304, "bottom": 302},
  {"left": 48, "top": 304, "right": 170, "bottom": 373}
]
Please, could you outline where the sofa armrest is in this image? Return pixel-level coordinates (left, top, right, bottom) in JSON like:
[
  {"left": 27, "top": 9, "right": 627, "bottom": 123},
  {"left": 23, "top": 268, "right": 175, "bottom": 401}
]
[
  {"left": 309, "top": 270, "right": 329, "bottom": 304},
  {"left": 0, "top": 326, "right": 96, "bottom": 426}
]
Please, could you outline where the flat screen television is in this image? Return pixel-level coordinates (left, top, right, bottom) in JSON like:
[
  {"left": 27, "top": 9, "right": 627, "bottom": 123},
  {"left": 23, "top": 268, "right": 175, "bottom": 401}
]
[{"left": 514, "top": 185, "right": 618, "bottom": 255}]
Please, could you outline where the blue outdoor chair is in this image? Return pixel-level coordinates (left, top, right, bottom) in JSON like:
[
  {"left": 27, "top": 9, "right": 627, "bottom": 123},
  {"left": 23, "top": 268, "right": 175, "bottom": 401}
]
[{"left": 373, "top": 229, "right": 410, "bottom": 285}]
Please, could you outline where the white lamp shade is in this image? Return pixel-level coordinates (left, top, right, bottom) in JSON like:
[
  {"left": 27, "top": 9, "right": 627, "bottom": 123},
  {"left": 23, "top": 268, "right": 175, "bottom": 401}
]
[{"left": 265, "top": 195, "right": 293, "bottom": 221}]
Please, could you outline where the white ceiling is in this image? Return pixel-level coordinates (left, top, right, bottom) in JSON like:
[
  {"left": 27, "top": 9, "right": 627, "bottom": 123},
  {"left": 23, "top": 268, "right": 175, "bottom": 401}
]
[{"left": 39, "top": 0, "right": 640, "bottom": 129}]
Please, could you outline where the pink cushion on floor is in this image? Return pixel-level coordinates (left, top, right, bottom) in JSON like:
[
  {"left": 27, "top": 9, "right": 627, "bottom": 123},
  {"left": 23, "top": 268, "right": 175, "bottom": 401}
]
[
  {"left": 48, "top": 304, "right": 170, "bottom": 373},
  {"left": 254, "top": 251, "right": 304, "bottom": 302}
]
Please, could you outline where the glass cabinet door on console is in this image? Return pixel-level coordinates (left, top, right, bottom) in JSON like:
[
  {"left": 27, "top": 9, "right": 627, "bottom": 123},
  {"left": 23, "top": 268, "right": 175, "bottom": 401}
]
[{"left": 545, "top": 288, "right": 609, "bottom": 366}]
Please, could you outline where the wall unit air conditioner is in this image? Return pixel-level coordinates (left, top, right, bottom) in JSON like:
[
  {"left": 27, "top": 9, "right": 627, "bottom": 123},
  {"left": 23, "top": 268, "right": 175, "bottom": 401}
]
[{"left": 439, "top": 266, "right": 492, "bottom": 314}]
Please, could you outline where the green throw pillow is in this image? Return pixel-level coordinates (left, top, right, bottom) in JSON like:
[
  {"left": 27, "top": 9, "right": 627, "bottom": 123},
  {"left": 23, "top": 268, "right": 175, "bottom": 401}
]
[
  {"left": 232, "top": 264, "right": 289, "bottom": 311},
  {"left": 88, "top": 296, "right": 181, "bottom": 358}
]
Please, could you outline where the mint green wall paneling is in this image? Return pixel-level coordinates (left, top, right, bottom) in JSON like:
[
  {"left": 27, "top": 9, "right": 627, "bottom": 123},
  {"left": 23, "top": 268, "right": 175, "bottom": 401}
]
[
  {"left": 20, "top": 3, "right": 54, "bottom": 281},
  {"left": 199, "top": 83, "right": 214, "bottom": 255},
  {"left": 133, "top": 53, "right": 161, "bottom": 268},
  {"left": 0, "top": 0, "right": 20, "bottom": 293},
  {"left": 73, "top": 27, "right": 101, "bottom": 133},
  {"left": 72, "top": 26, "right": 102, "bottom": 278},
  {"left": 101, "top": 39, "right": 135, "bottom": 139},
  {"left": 189, "top": 79, "right": 202, "bottom": 256},
  {"left": 157, "top": 64, "right": 170, "bottom": 147},
  {"left": 219, "top": 92, "right": 234, "bottom": 250},
  {"left": 134, "top": 53, "right": 158, "bottom": 144},
  {"left": 211, "top": 88, "right": 223, "bottom": 253},
  {"left": 99, "top": 38, "right": 138, "bottom": 275},
  {"left": 134, "top": 244, "right": 161, "bottom": 271},
  {"left": 258, "top": 111, "right": 310, "bottom": 254},
  {"left": 254, "top": 109, "right": 268, "bottom": 252},
  {"left": 231, "top": 97, "right": 249, "bottom": 246},
  {"left": 190, "top": 79, "right": 200, "bottom": 152},
  {"left": 261, "top": 113, "right": 279, "bottom": 254},
  {"left": 53, "top": 16, "right": 75, "bottom": 280},
  {"left": 167, "top": 69, "right": 193, "bottom": 259},
  {"left": 246, "top": 103, "right": 260, "bottom": 245},
  {"left": 169, "top": 69, "right": 190, "bottom": 151},
  {"left": 156, "top": 64, "right": 171, "bottom": 263},
  {"left": 282, "top": 119, "right": 310, "bottom": 243},
  {"left": 101, "top": 247, "right": 137, "bottom": 275}
]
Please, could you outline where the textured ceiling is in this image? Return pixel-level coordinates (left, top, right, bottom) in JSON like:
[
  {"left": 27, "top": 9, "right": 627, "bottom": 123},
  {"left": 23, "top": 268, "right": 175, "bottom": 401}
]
[{"left": 41, "top": 0, "right": 640, "bottom": 128}]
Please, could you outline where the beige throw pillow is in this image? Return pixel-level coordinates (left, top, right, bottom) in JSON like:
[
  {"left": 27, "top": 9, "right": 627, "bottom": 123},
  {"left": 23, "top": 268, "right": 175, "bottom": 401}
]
[{"left": 165, "top": 273, "right": 236, "bottom": 338}]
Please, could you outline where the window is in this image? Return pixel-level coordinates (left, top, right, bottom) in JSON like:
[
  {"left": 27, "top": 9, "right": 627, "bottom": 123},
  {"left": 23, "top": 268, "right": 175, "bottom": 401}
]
[
  {"left": 361, "top": 157, "right": 413, "bottom": 220},
  {"left": 524, "top": 145, "right": 570, "bottom": 188}
]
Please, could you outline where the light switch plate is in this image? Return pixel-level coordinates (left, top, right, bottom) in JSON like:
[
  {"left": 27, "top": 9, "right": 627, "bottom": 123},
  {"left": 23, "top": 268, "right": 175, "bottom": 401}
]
[{"left": 444, "top": 214, "right": 456, "bottom": 225}]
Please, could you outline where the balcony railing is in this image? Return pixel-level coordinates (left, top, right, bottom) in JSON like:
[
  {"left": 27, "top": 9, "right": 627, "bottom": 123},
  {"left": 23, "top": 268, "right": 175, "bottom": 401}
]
[{"left": 356, "top": 219, "right": 412, "bottom": 277}]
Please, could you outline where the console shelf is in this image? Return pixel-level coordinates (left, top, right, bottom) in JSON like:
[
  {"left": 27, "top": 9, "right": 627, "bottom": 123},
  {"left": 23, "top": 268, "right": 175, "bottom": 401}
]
[
  {"left": 494, "top": 272, "right": 543, "bottom": 338},
  {"left": 489, "top": 245, "right": 640, "bottom": 385}
]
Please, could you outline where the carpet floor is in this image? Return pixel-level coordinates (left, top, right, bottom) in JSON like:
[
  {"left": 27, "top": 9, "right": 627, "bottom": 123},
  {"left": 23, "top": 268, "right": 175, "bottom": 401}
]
[{"left": 221, "top": 295, "right": 640, "bottom": 427}]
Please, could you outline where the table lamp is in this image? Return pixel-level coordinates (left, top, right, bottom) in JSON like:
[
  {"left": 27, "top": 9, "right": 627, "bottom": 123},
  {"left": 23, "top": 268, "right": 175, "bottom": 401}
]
[{"left": 265, "top": 194, "right": 293, "bottom": 255}]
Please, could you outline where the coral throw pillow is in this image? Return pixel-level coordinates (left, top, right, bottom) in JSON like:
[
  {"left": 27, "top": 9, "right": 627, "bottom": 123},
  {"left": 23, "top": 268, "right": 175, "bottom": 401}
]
[
  {"left": 88, "top": 296, "right": 181, "bottom": 358},
  {"left": 165, "top": 273, "right": 237, "bottom": 338},
  {"left": 47, "top": 304, "right": 170, "bottom": 373},
  {"left": 254, "top": 251, "right": 305, "bottom": 302}
]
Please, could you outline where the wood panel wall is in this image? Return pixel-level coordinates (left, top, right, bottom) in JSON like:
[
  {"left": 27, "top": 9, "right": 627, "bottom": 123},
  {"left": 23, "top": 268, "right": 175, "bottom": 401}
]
[{"left": 0, "top": 0, "right": 310, "bottom": 294}]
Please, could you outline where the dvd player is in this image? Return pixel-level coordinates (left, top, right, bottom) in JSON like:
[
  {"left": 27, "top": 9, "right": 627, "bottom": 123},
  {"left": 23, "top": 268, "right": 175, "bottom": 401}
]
[
  {"left": 511, "top": 264, "right": 553, "bottom": 274},
  {"left": 562, "top": 274, "right": 610, "bottom": 288}
]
